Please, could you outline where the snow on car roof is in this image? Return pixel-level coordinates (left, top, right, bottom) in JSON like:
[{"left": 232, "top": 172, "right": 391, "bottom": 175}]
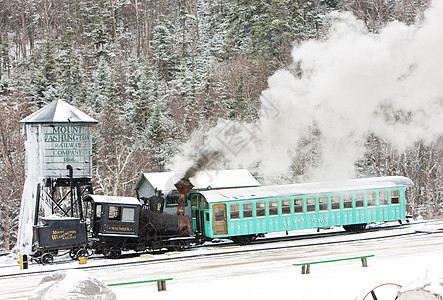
[
  {"left": 197, "top": 176, "right": 413, "bottom": 203},
  {"left": 83, "top": 195, "right": 141, "bottom": 206},
  {"left": 135, "top": 169, "right": 260, "bottom": 192}
]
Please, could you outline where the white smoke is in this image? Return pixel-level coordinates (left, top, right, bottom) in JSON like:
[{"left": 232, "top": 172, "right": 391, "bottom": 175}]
[{"left": 169, "top": 1, "right": 443, "bottom": 183}]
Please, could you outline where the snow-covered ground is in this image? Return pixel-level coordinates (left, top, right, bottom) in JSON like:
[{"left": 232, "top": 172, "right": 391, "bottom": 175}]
[{"left": 1, "top": 220, "right": 442, "bottom": 299}]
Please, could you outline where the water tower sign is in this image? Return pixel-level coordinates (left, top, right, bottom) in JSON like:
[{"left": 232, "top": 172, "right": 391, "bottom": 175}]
[{"left": 42, "top": 124, "right": 93, "bottom": 178}]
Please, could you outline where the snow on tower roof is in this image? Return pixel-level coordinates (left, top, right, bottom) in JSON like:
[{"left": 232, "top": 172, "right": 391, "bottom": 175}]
[{"left": 19, "top": 99, "right": 98, "bottom": 124}]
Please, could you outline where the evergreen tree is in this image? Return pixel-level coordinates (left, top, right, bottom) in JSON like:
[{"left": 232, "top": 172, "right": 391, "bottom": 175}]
[
  {"left": 132, "top": 59, "right": 160, "bottom": 136},
  {"left": 25, "top": 40, "right": 60, "bottom": 107},
  {"left": 227, "top": 0, "right": 325, "bottom": 62},
  {"left": 0, "top": 32, "right": 11, "bottom": 79},
  {"left": 226, "top": 78, "right": 254, "bottom": 122},
  {"left": 144, "top": 70, "right": 176, "bottom": 170},
  {"left": 88, "top": 56, "right": 113, "bottom": 112},
  {"left": 152, "top": 24, "right": 177, "bottom": 81}
]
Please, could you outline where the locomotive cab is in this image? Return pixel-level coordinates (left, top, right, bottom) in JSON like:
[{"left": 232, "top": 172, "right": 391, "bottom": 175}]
[{"left": 83, "top": 195, "right": 141, "bottom": 238}]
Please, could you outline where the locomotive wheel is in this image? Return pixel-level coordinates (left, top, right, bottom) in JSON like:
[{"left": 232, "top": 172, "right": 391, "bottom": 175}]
[
  {"left": 109, "top": 247, "right": 122, "bottom": 259},
  {"left": 168, "top": 241, "right": 187, "bottom": 251},
  {"left": 69, "top": 249, "right": 77, "bottom": 260},
  {"left": 76, "top": 249, "right": 89, "bottom": 259},
  {"left": 41, "top": 253, "right": 54, "bottom": 265}
]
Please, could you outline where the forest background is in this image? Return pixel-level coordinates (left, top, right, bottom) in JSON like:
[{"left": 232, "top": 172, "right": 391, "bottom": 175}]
[{"left": 0, "top": 0, "right": 441, "bottom": 250}]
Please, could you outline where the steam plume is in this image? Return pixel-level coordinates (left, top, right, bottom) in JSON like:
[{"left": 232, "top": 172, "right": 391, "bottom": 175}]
[{"left": 169, "top": 1, "right": 443, "bottom": 183}]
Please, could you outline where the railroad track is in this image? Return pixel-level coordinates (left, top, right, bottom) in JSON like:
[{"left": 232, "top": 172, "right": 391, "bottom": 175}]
[
  {"left": 0, "top": 222, "right": 402, "bottom": 271},
  {"left": 4, "top": 220, "right": 440, "bottom": 279}
]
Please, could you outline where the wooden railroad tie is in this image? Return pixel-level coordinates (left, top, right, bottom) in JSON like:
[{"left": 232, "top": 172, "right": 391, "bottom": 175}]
[
  {"left": 107, "top": 278, "right": 173, "bottom": 291},
  {"left": 293, "top": 255, "right": 375, "bottom": 274}
]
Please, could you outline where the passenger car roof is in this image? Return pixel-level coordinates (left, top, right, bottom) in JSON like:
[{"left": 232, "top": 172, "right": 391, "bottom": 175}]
[{"left": 197, "top": 176, "right": 413, "bottom": 203}]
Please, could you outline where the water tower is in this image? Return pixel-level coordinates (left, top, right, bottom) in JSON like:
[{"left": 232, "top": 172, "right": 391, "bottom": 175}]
[{"left": 16, "top": 100, "right": 97, "bottom": 254}]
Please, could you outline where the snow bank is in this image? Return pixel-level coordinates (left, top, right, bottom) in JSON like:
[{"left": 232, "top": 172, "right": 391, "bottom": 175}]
[
  {"left": 28, "top": 270, "right": 116, "bottom": 300},
  {"left": 398, "top": 278, "right": 443, "bottom": 300}
]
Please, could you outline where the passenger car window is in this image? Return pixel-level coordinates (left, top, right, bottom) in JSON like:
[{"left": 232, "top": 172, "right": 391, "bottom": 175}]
[
  {"left": 214, "top": 206, "right": 225, "bottom": 221},
  {"left": 192, "top": 196, "right": 198, "bottom": 208},
  {"left": 343, "top": 194, "right": 352, "bottom": 209},
  {"left": 230, "top": 204, "right": 240, "bottom": 219},
  {"left": 391, "top": 190, "right": 400, "bottom": 204},
  {"left": 269, "top": 201, "right": 279, "bottom": 216},
  {"left": 367, "top": 192, "right": 376, "bottom": 206},
  {"left": 355, "top": 193, "right": 364, "bottom": 208},
  {"left": 256, "top": 201, "right": 266, "bottom": 217},
  {"left": 307, "top": 197, "right": 316, "bottom": 212},
  {"left": 319, "top": 196, "right": 328, "bottom": 211},
  {"left": 379, "top": 191, "right": 388, "bottom": 205},
  {"left": 294, "top": 198, "right": 303, "bottom": 213},
  {"left": 282, "top": 199, "right": 291, "bottom": 214},
  {"left": 243, "top": 203, "right": 253, "bottom": 218},
  {"left": 331, "top": 195, "right": 340, "bottom": 210}
]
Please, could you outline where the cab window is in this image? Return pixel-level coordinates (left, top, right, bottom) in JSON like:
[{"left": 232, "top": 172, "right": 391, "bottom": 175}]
[
  {"left": 95, "top": 204, "right": 102, "bottom": 218},
  {"left": 108, "top": 205, "right": 121, "bottom": 221},
  {"left": 122, "top": 208, "right": 135, "bottom": 222}
]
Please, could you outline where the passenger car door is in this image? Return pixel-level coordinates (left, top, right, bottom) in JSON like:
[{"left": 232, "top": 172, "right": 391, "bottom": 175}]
[{"left": 213, "top": 204, "right": 228, "bottom": 235}]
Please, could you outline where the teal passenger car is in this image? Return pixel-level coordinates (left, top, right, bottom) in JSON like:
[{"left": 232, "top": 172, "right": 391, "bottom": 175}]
[{"left": 189, "top": 176, "right": 413, "bottom": 244}]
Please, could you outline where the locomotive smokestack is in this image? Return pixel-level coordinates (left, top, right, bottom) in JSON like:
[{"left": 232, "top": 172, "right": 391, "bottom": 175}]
[
  {"left": 174, "top": 178, "right": 193, "bottom": 236},
  {"left": 174, "top": 178, "right": 194, "bottom": 216}
]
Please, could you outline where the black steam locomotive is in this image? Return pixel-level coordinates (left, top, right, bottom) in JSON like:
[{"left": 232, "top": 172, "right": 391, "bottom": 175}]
[{"left": 32, "top": 180, "right": 196, "bottom": 264}]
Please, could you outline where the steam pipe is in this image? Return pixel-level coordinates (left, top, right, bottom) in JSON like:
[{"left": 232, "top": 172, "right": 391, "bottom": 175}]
[
  {"left": 77, "top": 185, "right": 84, "bottom": 221},
  {"left": 34, "top": 183, "right": 41, "bottom": 226},
  {"left": 67, "top": 165, "right": 74, "bottom": 217}
]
